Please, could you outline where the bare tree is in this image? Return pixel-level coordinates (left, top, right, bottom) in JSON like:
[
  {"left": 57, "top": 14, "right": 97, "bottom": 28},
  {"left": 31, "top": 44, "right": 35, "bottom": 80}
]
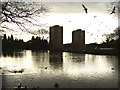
[
  {"left": 102, "top": 27, "right": 120, "bottom": 43},
  {"left": 0, "top": 2, "right": 50, "bottom": 34},
  {"left": 114, "top": 27, "right": 120, "bottom": 37}
]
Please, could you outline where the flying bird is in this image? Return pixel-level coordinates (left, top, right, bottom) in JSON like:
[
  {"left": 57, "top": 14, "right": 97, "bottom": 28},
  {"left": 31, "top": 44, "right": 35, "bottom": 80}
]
[
  {"left": 94, "top": 16, "right": 97, "bottom": 18},
  {"left": 90, "top": 33, "right": 93, "bottom": 36},
  {"left": 82, "top": 4, "right": 88, "bottom": 13},
  {"left": 110, "top": 6, "right": 115, "bottom": 14}
]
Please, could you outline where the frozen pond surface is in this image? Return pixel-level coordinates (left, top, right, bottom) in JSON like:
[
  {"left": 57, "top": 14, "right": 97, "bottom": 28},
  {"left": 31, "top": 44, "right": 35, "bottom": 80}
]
[{"left": 0, "top": 50, "right": 118, "bottom": 88}]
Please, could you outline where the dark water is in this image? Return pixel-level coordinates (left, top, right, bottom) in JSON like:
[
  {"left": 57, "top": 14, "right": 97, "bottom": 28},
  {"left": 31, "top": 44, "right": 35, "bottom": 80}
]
[{"left": 0, "top": 50, "right": 118, "bottom": 88}]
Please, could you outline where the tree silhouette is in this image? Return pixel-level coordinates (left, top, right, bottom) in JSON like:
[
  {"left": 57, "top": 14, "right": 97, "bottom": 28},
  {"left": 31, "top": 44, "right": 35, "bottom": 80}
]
[
  {"left": 101, "top": 27, "right": 120, "bottom": 53},
  {"left": 3, "top": 34, "right": 7, "bottom": 40},
  {"left": 0, "top": 2, "right": 50, "bottom": 34},
  {"left": 2, "top": 34, "right": 49, "bottom": 50}
]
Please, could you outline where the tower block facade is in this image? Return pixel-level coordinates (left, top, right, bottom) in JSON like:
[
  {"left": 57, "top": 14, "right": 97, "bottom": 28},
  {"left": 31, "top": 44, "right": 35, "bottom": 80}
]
[
  {"left": 72, "top": 29, "right": 85, "bottom": 47},
  {"left": 49, "top": 25, "right": 63, "bottom": 50}
]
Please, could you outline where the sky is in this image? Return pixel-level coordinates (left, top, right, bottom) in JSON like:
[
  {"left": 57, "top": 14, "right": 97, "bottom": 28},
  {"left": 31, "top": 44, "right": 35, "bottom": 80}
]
[
  {"left": 0, "top": 1, "right": 119, "bottom": 44},
  {"left": 45, "top": 2, "right": 118, "bottom": 44}
]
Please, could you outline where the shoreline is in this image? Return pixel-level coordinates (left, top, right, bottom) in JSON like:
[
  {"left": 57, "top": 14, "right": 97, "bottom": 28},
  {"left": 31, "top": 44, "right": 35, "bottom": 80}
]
[{"left": 2, "top": 48, "right": 118, "bottom": 56}]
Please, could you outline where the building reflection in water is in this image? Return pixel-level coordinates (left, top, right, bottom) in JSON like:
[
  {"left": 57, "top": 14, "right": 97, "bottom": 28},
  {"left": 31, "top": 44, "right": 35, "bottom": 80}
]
[
  {"left": 69, "top": 52, "right": 85, "bottom": 63},
  {"left": 49, "top": 51, "right": 63, "bottom": 70}
]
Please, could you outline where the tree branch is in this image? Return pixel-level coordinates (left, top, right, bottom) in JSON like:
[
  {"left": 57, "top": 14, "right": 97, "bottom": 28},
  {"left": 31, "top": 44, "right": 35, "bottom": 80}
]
[{"left": 0, "top": 2, "right": 50, "bottom": 35}]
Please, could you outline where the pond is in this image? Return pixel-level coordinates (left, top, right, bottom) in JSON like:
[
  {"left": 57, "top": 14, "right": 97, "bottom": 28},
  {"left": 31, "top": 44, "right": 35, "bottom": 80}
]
[{"left": 0, "top": 50, "right": 118, "bottom": 88}]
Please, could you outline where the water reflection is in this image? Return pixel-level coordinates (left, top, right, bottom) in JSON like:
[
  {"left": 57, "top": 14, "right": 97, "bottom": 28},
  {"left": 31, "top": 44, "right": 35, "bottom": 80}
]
[
  {"left": 2, "top": 51, "right": 23, "bottom": 58},
  {"left": 32, "top": 51, "right": 49, "bottom": 67},
  {"left": 69, "top": 53, "right": 85, "bottom": 63},
  {"left": 49, "top": 52, "right": 63, "bottom": 69},
  {"left": 85, "top": 54, "right": 118, "bottom": 74},
  {"left": 63, "top": 53, "right": 85, "bottom": 76},
  {"left": 0, "top": 50, "right": 118, "bottom": 88}
]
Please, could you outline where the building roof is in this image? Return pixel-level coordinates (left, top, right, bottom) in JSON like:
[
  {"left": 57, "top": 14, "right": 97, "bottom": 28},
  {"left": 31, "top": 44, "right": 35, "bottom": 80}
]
[
  {"left": 72, "top": 29, "right": 85, "bottom": 33},
  {"left": 51, "top": 25, "right": 63, "bottom": 27}
]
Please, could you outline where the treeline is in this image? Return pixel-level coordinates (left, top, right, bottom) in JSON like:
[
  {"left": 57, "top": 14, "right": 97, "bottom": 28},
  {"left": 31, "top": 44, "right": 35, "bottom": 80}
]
[
  {"left": 100, "top": 39, "right": 119, "bottom": 48},
  {"left": 87, "top": 38, "right": 119, "bottom": 49},
  {"left": 100, "top": 34, "right": 120, "bottom": 54},
  {"left": 2, "top": 34, "right": 49, "bottom": 51}
]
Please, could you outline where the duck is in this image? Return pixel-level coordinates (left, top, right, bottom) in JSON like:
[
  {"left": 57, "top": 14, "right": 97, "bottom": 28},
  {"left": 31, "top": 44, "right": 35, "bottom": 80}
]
[
  {"left": 17, "top": 83, "right": 22, "bottom": 88},
  {"left": 45, "top": 67, "right": 47, "bottom": 69},
  {"left": 19, "top": 69, "right": 24, "bottom": 73},
  {"left": 54, "top": 83, "right": 59, "bottom": 88}
]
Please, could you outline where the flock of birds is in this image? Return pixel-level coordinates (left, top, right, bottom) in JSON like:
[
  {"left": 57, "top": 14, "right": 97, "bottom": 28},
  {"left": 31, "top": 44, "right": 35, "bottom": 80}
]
[{"left": 82, "top": 4, "right": 116, "bottom": 14}]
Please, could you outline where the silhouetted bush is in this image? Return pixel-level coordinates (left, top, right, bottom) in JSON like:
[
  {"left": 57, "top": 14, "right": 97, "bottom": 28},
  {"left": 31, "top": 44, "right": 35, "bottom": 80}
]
[{"left": 2, "top": 34, "right": 49, "bottom": 51}]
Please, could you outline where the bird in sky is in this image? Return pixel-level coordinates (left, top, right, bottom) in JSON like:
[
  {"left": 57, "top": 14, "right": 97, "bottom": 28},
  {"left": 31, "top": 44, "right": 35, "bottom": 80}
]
[
  {"left": 82, "top": 4, "right": 88, "bottom": 13},
  {"left": 90, "top": 33, "right": 93, "bottom": 36},
  {"left": 110, "top": 6, "right": 115, "bottom": 14},
  {"left": 94, "top": 16, "right": 97, "bottom": 18}
]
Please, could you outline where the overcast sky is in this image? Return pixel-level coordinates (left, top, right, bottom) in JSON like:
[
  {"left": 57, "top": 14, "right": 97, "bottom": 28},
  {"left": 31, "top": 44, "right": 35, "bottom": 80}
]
[
  {"left": 44, "top": 2, "right": 118, "bottom": 44},
  {"left": 0, "top": 1, "right": 119, "bottom": 44},
  {"left": 47, "top": 2, "right": 110, "bottom": 14}
]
